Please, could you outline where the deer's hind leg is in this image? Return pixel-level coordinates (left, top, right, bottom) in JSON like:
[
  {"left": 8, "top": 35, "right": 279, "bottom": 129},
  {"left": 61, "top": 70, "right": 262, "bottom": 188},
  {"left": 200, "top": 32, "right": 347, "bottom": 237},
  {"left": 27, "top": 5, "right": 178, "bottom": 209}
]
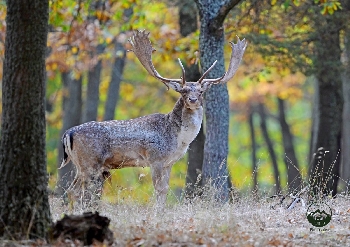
[{"left": 77, "top": 163, "right": 106, "bottom": 209}]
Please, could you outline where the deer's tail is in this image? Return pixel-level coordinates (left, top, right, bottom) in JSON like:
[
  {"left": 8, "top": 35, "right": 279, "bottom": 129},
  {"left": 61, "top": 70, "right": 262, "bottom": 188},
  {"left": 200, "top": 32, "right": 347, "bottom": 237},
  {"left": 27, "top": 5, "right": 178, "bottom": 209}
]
[{"left": 59, "top": 130, "right": 74, "bottom": 169}]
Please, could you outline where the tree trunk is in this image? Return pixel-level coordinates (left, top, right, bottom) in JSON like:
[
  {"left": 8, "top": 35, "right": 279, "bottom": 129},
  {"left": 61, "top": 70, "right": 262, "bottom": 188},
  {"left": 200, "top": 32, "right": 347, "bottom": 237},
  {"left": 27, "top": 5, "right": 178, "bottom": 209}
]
[
  {"left": 195, "top": 0, "right": 242, "bottom": 202},
  {"left": 103, "top": 41, "right": 126, "bottom": 120},
  {"left": 179, "top": 0, "right": 198, "bottom": 37},
  {"left": 341, "top": 8, "right": 350, "bottom": 189},
  {"left": 0, "top": 0, "right": 51, "bottom": 239},
  {"left": 248, "top": 109, "right": 258, "bottom": 191},
  {"left": 186, "top": 124, "right": 205, "bottom": 196},
  {"left": 277, "top": 98, "right": 302, "bottom": 193},
  {"left": 83, "top": 45, "right": 104, "bottom": 123},
  {"left": 309, "top": 11, "right": 343, "bottom": 196},
  {"left": 56, "top": 73, "right": 82, "bottom": 196},
  {"left": 308, "top": 77, "right": 320, "bottom": 167},
  {"left": 257, "top": 103, "right": 281, "bottom": 194},
  {"left": 177, "top": 0, "right": 205, "bottom": 198},
  {"left": 104, "top": 8, "right": 132, "bottom": 121}
]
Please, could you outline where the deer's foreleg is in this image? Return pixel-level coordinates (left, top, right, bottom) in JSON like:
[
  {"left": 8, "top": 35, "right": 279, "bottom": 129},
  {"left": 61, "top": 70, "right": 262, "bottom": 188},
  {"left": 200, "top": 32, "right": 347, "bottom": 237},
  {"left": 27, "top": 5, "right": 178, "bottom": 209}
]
[{"left": 151, "top": 164, "right": 171, "bottom": 210}]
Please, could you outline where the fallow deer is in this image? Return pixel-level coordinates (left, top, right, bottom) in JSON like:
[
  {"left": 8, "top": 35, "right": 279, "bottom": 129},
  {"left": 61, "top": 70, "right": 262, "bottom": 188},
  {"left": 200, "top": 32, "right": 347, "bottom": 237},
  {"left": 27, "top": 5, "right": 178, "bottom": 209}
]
[{"left": 60, "top": 30, "right": 247, "bottom": 208}]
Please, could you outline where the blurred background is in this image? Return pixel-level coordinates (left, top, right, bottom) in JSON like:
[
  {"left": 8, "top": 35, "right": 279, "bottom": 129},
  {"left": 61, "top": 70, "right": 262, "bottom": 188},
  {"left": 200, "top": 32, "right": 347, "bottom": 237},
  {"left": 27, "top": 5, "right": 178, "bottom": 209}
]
[{"left": 0, "top": 0, "right": 348, "bottom": 203}]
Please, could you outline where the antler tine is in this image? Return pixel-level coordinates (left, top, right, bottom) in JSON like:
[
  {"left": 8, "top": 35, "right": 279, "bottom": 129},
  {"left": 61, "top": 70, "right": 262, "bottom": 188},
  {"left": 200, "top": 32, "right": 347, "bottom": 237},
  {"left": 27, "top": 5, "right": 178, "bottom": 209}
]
[
  {"left": 177, "top": 58, "right": 186, "bottom": 86},
  {"left": 198, "top": 60, "right": 219, "bottom": 84},
  {"left": 129, "top": 30, "right": 182, "bottom": 89},
  {"left": 200, "top": 37, "right": 247, "bottom": 85}
]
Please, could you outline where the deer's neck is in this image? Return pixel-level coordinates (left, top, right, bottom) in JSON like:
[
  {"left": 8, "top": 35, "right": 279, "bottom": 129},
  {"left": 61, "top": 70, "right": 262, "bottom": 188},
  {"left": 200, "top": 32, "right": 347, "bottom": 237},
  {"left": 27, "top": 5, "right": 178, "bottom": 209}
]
[{"left": 167, "top": 97, "right": 203, "bottom": 162}]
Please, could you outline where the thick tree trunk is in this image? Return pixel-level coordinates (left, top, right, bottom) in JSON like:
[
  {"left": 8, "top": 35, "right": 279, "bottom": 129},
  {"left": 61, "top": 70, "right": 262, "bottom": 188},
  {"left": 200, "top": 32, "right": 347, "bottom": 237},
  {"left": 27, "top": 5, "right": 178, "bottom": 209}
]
[
  {"left": 195, "top": 0, "right": 242, "bottom": 202},
  {"left": 103, "top": 41, "right": 126, "bottom": 120},
  {"left": 177, "top": 0, "right": 206, "bottom": 198},
  {"left": 83, "top": 45, "right": 104, "bottom": 123},
  {"left": 0, "top": 0, "right": 51, "bottom": 239},
  {"left": 277, "top": 98, "right": 302, "bottom": 193},
  {"left": 56, "top": 73, "right": 82, "bottom": 196},
  {"left": 248, "top": 109, "right": 258, "bottom": 191},
  {"left": 257, "top": 103, "right": 281, "bottom": 194},
  {"left": 309, "top": 12, "right": 343, "bottom": 196}
]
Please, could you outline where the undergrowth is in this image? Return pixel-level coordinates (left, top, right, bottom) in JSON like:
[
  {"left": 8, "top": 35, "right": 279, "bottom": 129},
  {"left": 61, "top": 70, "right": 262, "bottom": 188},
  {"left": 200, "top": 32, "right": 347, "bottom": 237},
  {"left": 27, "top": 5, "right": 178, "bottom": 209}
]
[{"left": 46, "top": 182, "right": 350, "bottom": 247}]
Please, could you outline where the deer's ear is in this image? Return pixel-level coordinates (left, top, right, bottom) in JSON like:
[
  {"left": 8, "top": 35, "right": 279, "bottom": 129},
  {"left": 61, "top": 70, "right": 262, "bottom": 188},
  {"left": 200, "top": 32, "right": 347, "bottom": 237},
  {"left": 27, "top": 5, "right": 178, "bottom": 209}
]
[
  {"left": 167, "top": 81, "right": 183, "bottom": 92},
  {"left": 201, "top": 81, "right": 212, "bottom": 92}
]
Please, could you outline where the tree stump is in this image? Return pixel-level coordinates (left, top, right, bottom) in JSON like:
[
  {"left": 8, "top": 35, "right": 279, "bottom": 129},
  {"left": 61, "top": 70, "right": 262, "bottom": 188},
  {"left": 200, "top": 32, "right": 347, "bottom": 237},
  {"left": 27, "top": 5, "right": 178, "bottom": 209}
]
[{"left": 50, "top": 212, "right": 114, "bottom": 245}]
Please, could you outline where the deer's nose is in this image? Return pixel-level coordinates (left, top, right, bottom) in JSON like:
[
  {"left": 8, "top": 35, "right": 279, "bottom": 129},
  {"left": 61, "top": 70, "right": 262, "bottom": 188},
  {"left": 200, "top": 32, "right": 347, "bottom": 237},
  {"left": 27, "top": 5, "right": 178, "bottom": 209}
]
[{"left": 189, "top": 97, "right": 198, "bottom": 103}]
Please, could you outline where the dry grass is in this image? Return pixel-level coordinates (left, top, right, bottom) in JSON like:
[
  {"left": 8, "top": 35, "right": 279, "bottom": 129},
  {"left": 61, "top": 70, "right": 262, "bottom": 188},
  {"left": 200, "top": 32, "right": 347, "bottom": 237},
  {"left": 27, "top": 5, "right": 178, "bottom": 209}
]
[{"left": 47, "top": 188, "right": 350, "bottom": 247}]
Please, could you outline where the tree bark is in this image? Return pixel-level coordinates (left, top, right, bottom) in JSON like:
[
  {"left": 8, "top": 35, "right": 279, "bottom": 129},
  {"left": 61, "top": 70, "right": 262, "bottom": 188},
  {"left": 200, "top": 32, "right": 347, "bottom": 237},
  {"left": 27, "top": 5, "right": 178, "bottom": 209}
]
[
  {"left": 277, "top": 98, "right": 302, "bottom": 193},
  {"left": 186, "top": 124, "right": 205, "bottom": 196},
  {"left": 0, "top": 0, "right": 51, "bottom": 239},
  {"left": 56, "top": 73, "right": 82, "bottom": 196},
  {"left": 177, "top": 0, "right": 205, "bottom": 198},
  {"left": 248, "top": 109, "right": 258, "bottom": 191},
  {"left": 308, "top": 77, "right": 320, "bottom": 167},
  {"left": 103, "top": 8, "right": 132, "bottom": 121},
  {"left": 341, "top": 5, "right": 350, "bottom": 189},
  {"left": 179, "top": 0, "right": 198, "bottom": 37},
  {"left": 195, "top": 0, "right": 242, "bottom": 202},
  {"left": 309, "top": 11, "right": 343, "bottom": 196},
  {"left": 257, "top": 103, "right": 281, "bottom": 194},
  {"left": 103, "top": 41, "right": 126, "bottom": 120},
  {"left": 83, "top": 45, "right": 103, "bottom": 123}
]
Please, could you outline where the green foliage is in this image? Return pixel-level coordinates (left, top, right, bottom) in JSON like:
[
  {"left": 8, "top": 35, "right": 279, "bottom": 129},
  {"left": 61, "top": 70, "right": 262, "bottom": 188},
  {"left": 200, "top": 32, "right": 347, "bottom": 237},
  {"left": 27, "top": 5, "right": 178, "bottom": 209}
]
[{"left": 314, "top": 0, "right": 342, "bottom": 15}]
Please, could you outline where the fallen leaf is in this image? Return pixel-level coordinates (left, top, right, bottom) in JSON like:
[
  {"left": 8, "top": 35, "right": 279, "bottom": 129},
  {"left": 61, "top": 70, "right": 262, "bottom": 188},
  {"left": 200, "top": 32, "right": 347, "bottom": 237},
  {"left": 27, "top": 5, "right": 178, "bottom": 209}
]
[{"left": 268, "top": 237, "right": 281, "bottom": 246}]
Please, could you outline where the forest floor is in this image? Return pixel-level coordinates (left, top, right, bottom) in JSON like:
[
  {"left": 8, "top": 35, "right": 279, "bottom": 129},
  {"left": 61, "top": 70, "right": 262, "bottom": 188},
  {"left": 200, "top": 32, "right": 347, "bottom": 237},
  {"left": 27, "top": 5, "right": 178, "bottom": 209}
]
[{"left": 46, "top": 192, "right": 350, "bottom": 247}]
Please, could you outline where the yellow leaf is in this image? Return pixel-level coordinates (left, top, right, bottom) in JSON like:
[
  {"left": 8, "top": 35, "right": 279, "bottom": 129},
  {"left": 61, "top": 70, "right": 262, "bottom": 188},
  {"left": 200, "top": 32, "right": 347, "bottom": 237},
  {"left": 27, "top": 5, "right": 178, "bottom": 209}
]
[
  {"left": 293, "top": 0, "right": 300, "bottom": 6},
  {"left": 328, "top": 6, "right": 334, "bottom": 15},
  {"left": 52, "top": 63, "right": 57, "bottom": 70},
  {"left": 106, "top": 37, "right": 113, "bottom": 44},
  {"left": 71, "top": 46, "right": 78, "bottom": 54}
]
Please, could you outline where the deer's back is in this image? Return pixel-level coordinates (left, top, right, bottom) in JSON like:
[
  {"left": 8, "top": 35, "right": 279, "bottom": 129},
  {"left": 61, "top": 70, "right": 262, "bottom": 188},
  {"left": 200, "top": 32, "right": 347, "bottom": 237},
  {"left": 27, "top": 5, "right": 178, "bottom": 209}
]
[{"left": 64, "top": 113, "right": 179, "bottom": 169}]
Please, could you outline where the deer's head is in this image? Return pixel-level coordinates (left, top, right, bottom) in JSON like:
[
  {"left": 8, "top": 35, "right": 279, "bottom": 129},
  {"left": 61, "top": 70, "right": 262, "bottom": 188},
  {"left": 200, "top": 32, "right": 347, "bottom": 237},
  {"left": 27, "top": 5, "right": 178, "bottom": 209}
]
[{"left": 129, "top": 30, "right": 247, "bottom": 110}]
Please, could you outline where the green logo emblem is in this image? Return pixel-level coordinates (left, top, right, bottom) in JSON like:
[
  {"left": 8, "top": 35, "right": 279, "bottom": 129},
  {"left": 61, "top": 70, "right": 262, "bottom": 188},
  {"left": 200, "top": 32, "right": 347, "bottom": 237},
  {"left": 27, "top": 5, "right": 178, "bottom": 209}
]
[{"left": 306, "top": 202, "right": 332, "bottom": 227}]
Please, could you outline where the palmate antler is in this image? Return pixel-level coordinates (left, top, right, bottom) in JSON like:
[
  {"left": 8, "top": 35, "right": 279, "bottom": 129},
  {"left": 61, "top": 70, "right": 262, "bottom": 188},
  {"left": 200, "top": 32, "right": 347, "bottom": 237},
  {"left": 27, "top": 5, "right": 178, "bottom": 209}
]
[
  {"left": 199, "top": 37, "right": 248, "bottom": 85},
  {"left": 129, "top": 30, "right": 247, "bottom": 87}
]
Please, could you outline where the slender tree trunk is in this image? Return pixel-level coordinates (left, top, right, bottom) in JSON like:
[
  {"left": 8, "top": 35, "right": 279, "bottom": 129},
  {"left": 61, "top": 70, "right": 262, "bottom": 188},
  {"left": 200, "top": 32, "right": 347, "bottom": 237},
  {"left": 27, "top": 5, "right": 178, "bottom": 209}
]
[
  {"left": 277, "top": 98, "right": 302, "bottom": 193},
  {"left": 248, "top": 109, "right": 258, "bottom": 191},
  {"left": 56, "top": 73, "right": 82, "bottom": 196},
  {"left": 104, "top": 41, "right": 126, "bottom": 120},
  {"left": 257, "top": 103, "right": 281, "bottom": 194},
  {"left": 103, "top": 8, "right": 132, "bottom": 120},
  {"left": 186, "top": 124, "right": 205, "bottom": 196},
  {"left": 83, "top": 45, "right": 104, "bottom": 122},
  {"left": 341, "top": 9, "right": 350, "bottom": 189},
  {"left": 0, "top": 0, "right": 51, "bottom": 239},
  {"left": 308, "top": 77, "right": 320, "bottom": 166},
  {"left": 195, "top": 0, "right": 242, "bottom": 202},
  {"left": 179, "top": 0, "right": 198, "bottom": 37},
  {"left": 309, "top": 11, "right": 343, "bottom": 196}
]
